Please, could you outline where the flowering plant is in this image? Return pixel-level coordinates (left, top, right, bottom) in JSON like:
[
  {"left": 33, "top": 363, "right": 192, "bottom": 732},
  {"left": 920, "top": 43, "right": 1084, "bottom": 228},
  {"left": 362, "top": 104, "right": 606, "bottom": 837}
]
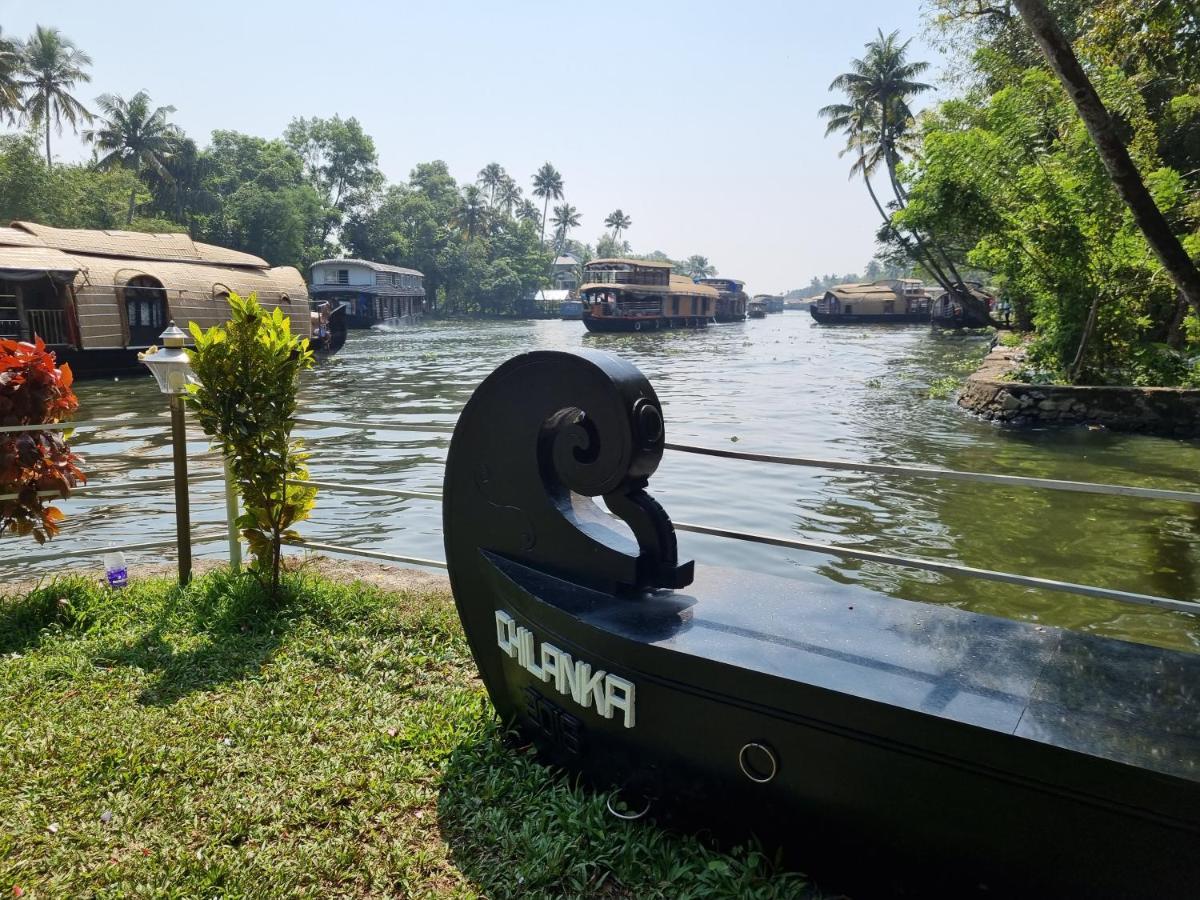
[{"left": 0, "top": 337, "right": 86, "bottom": 543}]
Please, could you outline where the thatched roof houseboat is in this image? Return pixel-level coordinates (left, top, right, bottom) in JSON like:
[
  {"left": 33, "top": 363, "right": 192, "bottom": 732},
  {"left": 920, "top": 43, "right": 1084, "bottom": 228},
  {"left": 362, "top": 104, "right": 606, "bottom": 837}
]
[
  {"left": 0, "top": 222, "right": 313, "bottom": 375},
  {"left": 810, "top": 279, "right": 931, "bottom": 324}
]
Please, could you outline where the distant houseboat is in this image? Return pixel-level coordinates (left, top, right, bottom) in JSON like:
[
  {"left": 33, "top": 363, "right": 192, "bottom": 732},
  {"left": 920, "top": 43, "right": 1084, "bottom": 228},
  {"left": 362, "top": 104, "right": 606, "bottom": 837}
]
[
  {"left": 309, "top": 258, "right": 424, "bottom": 329},
  {"left": 755, "top": 293, "right": 785, "bottom": 314},
  {"left": 580, "top": 259, "right": 717, "bottom": 333},
  {"left": 697, "top": 277, "right": 748, "bottom": 322},
  {"left": 748, "top": 298, "right": 768, "bottom": 318},
  {"left": 810, "top": 279, "right": 931, "bottom": 324},
  {"left": 0, "top": 221, "right": 315, "bottom": 376}
]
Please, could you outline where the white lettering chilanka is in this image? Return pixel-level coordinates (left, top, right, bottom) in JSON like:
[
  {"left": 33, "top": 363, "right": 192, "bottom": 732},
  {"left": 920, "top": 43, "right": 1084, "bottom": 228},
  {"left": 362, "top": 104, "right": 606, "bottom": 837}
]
[{"left": 493, "top": 609, "right": 636, "bottom": 729}]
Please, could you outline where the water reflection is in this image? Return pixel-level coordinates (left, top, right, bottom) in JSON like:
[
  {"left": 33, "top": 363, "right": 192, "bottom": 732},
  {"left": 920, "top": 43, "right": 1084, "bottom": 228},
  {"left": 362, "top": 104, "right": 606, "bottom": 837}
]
[{"left": 2, "top": 315, "right": 1197, "bottom": 651}]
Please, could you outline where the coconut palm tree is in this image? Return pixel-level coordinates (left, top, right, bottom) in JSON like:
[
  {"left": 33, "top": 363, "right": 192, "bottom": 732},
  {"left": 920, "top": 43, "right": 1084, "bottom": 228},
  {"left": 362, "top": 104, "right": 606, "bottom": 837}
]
[
  {"left": 454, "top": 184, "right": 488, "bottom": 240},
  {"left": 0, "top": 28, "right": 24, "bottom": 125},
  {"left": 821, "top": 30, "right": 991, "bottom": 323},
  {"left": 604, "top": 209, "right": 632, "bottom": 243},
  {"left": 84, "top": 90, "right": 180, "bottom": 224},
  {"left": 477, "top": 162, "right": 506, "bottom": 206},
  {"left": 683, "top": 255, "right": 715, "bottom": 278},
  {"left": 516, "top": 198, "right": 541, "bottom": 225},
  {"left": 531, "top": 162, "right": 564, "bottom": 243},
  {"left": 827, "top": 29, "right": 931, "bottom": 203},
  {"left": 19, "top": 26, "right": 92, "bottom": 166},
  {"left": 550, "top": 203, "right": 581, "bottom": 259},
  {"left": 496, "top": 175, "right": 522, "bottom": 217}
]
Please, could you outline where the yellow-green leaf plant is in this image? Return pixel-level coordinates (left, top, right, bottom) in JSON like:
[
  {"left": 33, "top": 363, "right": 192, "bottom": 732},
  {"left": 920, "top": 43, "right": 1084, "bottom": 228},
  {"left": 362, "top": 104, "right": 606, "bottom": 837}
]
[{"left": 186, "top": 292, "right": 316, "bottom": 593}]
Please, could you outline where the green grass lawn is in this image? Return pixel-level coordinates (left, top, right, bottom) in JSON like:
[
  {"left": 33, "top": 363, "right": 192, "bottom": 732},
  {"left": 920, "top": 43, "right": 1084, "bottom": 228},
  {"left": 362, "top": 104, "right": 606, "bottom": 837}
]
[{"left": 0, "top": 568, "right": 811, "bottom": 898}]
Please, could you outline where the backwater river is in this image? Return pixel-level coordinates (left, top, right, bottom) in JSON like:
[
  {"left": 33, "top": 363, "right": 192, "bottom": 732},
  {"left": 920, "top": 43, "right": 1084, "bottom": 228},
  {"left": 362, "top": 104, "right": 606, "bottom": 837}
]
[{"left": 5, "top": 313, "right": 1200, "bottom": 652}]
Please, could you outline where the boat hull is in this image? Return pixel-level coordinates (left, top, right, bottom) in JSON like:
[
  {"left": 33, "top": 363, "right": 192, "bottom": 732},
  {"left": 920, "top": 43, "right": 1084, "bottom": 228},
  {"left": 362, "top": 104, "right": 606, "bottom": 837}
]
[
  {"left": 582, "top": 315, "right": 709, "bottom": 333},
  {"left": 810, "top": 307, "right": 930, "bottom": 325},
  {"left": 474, "top": 555, "right": 1200, "bottom": 898}
]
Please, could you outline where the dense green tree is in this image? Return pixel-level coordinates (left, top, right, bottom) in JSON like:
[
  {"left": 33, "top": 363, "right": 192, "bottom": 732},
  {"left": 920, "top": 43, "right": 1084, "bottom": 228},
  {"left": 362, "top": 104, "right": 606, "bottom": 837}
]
[
  {"left": 196, "top": 130, "right": 324, "bottom": 268},
  {"left": 1012, "top": 0, "right": 1200, "bottom": 318},
  {"left": 84, "top": 90, "right": 180, "bottom": 224},
  {"left": 897, "top": 2, "right": 1200, "bottom": 384},
  {"left": 531, "top": 162, "right": 563, "bottom": 243},
  {"left": 19, "top": 26, "right": 92, "bottom": 166},
  {"left": 0, "top": 28, "right": 23, "bottom": 124},
  {"left": 284, "top": 115, "right": 382, "bottom": 249}
]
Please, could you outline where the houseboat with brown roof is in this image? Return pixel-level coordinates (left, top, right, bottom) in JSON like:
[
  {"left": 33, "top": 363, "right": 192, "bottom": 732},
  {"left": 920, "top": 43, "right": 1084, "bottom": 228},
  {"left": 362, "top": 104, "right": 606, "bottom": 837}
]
[
  {"left": 810, "top": 279, "right": 931, "bottom": 324},
  {"left": 696, "top": 277, "right": 748, "bottom": 322},
  {"left": 580, "top": 259, "right": 718, "bottom": 333},
  {"left": 0, "top": 221, "right": 319, "bottom": 376}
]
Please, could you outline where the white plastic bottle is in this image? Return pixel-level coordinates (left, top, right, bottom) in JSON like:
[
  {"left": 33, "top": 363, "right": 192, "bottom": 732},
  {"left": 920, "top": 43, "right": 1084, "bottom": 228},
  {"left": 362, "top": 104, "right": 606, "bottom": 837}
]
[{"left": 103, "top": 551, "right": 128, "bottom": 589}]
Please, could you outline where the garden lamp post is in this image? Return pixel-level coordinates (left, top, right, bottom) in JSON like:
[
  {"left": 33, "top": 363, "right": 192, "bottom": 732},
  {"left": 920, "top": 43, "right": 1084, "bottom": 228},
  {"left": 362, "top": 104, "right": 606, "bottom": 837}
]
[{"left": 141, "top": 321, "right": 197, "bottom": 586}]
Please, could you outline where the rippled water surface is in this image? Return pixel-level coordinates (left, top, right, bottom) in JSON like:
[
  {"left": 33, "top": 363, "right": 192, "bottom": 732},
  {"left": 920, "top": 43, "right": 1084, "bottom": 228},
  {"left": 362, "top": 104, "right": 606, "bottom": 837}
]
[{"left": 7, "top": 314, "right": 1200, "bottom": 651}]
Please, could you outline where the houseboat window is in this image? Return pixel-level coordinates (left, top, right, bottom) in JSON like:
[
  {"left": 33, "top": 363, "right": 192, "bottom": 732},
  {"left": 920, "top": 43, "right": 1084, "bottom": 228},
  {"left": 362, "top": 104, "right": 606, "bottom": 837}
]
[
  {"left": 884, "top": 301, "right": 894, "bottom": 314},
  {"left": 672, "top": 297, "right": 679, "bottom": 315},
  {"left": 125, "top": 276, "right": 168, "bottom": 346},
  {"left": 337, "top": 269, "right": 349, "bottom": 284},
  {"left": 845, "top": 305, "right": 854, "bottom": 314}
]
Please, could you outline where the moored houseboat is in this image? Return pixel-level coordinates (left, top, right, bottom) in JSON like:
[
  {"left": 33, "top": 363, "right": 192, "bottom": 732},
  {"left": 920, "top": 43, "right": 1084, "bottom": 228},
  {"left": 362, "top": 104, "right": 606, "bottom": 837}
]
[
  {"left": 747, "top": 297, "right": 768, "bottom": 318},
  {"left": 0, "top": 221, "right": 315, "bottom": 376},
  {"left": 580, "top": 259, "right": 717, "bottom": 333},
  {"left": 810, "top": 279, "right": 931, "bottom": 324},
  {"left": 931, "top": 283, "right": 996, "bottom": 329},
  {"left": 309, "top": 258, "right": 425, "bottom": 329},
  {"left": 697, "top": 277, "right": 748, "bottom": 322}
]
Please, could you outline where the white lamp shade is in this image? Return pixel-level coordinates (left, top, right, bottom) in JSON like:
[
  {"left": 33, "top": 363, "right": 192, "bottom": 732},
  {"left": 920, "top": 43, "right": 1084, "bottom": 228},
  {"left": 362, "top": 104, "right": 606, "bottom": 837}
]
[{"left": 140, "top": 322, "right": 197, "bottom": 394}]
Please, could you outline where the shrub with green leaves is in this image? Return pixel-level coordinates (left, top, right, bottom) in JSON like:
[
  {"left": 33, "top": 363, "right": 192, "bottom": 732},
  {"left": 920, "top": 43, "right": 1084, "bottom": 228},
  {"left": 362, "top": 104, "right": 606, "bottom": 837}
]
[{"left": 186, "top": 292, "right": 315, "bottom": 592}]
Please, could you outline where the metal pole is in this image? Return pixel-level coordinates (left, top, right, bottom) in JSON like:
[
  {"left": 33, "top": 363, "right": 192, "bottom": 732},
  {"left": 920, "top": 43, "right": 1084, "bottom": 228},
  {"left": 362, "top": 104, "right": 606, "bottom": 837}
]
[
  {"left": 224, "top": 456, "right": 241, "bottom": 570},
  {"left": 170, "top": 394, "right": 192, "bottom": 585}
]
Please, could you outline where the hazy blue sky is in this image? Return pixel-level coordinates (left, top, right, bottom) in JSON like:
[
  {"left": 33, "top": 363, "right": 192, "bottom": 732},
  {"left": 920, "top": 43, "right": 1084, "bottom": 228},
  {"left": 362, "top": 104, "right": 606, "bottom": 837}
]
[{"left": 3, "top": 0, "right": 944, "bottom": 292}]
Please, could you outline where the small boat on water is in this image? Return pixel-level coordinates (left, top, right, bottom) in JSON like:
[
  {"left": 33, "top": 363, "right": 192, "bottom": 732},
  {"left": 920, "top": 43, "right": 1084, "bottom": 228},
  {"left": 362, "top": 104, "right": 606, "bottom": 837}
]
[
  {"left": 581, "top": 259, "right": 717, "bottom": 333},
  {"left": 696, "top": 277, "right": 748, "bottom": 322},
  {"left": 810, "top": 278, "right": 931, "bottom": 324},
  {"left": 560, "top": 299, "right": 583, "bottom": 320},
  {"left": 747, "top": 298, "right": 767, "bottom": 318}
]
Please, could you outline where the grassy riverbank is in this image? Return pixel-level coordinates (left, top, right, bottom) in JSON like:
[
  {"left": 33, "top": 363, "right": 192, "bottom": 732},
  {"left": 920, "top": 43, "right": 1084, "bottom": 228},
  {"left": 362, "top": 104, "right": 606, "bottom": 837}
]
[{"left": 0, "top": 567, "right": 809, "bottom": 898}]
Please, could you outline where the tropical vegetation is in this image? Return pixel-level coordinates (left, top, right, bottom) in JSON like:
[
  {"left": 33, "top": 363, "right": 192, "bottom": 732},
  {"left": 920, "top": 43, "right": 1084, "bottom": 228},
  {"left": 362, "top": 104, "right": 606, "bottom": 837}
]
[{"left": 828, "top": 1, "right": 1200, "bottom": 385}]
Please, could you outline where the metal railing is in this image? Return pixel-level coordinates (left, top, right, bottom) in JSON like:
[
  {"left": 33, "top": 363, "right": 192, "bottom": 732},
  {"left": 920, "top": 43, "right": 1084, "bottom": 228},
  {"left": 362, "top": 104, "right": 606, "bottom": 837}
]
[
  {"left": 0, "top": 412, "right": 239, "bottom": 582},
  {"left": 26, "top": 308, "right": 69, "bottom": 345},
  {"left": 280, "top": 422, "right": 1200, "bottom": 619},
  {"left": 5, "top": 409, "right": 1199, "bottom": 622}
]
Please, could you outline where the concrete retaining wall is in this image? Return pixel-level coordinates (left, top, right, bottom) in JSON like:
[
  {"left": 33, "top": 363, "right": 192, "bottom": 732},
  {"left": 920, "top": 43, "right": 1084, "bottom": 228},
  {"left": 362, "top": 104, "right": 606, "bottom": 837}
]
[{"left": 957, "top": 342, "right": 1200, "bottom": 436}]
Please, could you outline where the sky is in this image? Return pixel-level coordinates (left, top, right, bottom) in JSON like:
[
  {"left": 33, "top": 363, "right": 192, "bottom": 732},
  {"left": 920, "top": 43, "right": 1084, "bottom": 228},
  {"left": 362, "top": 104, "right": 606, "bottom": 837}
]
[{"left": 2, "top": 0, "right": 945, "bottom": 293}]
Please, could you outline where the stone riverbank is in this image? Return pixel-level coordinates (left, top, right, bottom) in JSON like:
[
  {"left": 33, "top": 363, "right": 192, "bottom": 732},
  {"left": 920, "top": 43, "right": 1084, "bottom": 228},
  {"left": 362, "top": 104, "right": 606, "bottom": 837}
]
[{"left": 957, "top": 339, "right": 1200, "bottom": 436}]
